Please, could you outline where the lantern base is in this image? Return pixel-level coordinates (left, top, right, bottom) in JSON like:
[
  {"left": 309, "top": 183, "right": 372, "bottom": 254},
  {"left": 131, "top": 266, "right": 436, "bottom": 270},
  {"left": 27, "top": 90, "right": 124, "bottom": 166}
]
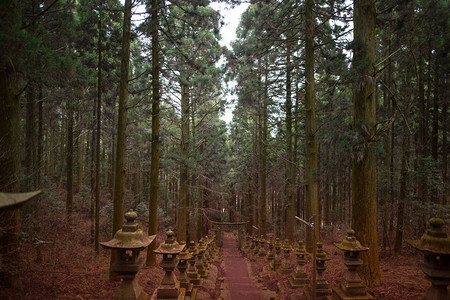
[
  {"left": 288, "top": 272, "right": 309, "bottom": 288},
  {"left": 114, "top": 276, "right": 147, "bottom": 300},
  {"left": 304, "top": 283, "right": 331, "bottom": 299},
  {"left": 151, "top": 287, "right": 185, "bottom": 300},
  {"left": 330, "top": 285, "right": 374, "bottom": 300}
]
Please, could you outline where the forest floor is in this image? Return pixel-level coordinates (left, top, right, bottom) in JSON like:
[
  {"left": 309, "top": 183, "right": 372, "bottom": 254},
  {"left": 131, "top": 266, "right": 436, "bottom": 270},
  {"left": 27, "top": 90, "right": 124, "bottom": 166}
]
[{"left": 0, "top": 186, "right": 430, "bottom": 299}]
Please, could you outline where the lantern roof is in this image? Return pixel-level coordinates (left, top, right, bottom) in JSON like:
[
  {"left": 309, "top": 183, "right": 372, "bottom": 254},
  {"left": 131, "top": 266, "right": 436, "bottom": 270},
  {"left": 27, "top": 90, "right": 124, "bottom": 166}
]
[
  {"left": 334, "top": 229, "right": 369, "bottom": 252},
  {"left": 101, "top": 209, "right": 155, "bottom": 250},
  {"left": 178, "top": 242, "right": 192, "bottom": 260},
  {"left": 0, "top": 191, "right": 41, "bottom": 211},
  {"left": 154, "top": 229, "right": 185, "bottom": 255},
  {"left": 407, "top": 218, "right": 450, "bottom": 255}
]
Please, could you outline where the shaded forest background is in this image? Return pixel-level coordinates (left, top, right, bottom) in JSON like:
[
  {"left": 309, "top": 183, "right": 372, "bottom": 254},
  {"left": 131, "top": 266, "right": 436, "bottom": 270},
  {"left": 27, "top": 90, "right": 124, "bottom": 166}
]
[{"left": 0, "top": 0, "right": 448, "bottom": 293}]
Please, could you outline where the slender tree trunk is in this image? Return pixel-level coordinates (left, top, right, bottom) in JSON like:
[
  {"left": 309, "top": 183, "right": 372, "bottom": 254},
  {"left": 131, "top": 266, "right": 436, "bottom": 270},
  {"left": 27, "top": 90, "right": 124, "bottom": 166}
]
[
  {"left": 77, "top": 127, "right": 83, "bottom": 193},
  {"left": 25, "top": 82, "right": 36, "bottom": 190},
  {"left": 178, "top": 80, "right": 190, "bottom": 242},
  {"left": 146, "top": 0, "right": 160, "bottom": 266},
  {"left": 0, "top": 2, "right": 22, "bottom": 287},
  {"left": 304, "top": 0, "right": 320, "bottom": 251},
  {"left": 258, "top": 61, "right": 267, "bottom": 238},
  {"left": 94, "top": 7, "right": 102, "bottom": 257},
  {"left": 351, "top": 0, "right": 381, "bottom": 286},
  {"left": 35, "top": 86, "right": 43, "bottom": 263},
  {"left": 394, "top": 113, "right": 410, "bottom": 255},
  {"left": 443, "top": 100, "right": 448, "bottom": 206},
  {"left": 110, "top": 0, "right": 132, "bottom": 280},
  {"left": 285, "top": 36, "right": 294, "bottom": 241},
  {"left": 197, "top": 174, "right": 204, "bottom": 240},
  {"left": 59, "top": 107, "right": 65, "bottom": 185},
  {"left": 66, "top": 102, "right": 74, "bottom": 218},
  {"left": 381, "top": 33, "right": 392, "bottom": 251}
]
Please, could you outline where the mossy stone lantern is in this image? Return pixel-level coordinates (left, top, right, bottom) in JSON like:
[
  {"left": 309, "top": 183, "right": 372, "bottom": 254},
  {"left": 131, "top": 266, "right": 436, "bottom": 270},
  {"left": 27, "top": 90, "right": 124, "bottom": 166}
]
[
  {"left": 272, "top": 237, "right": 282, "bottom": 271},
  {"left": 305, "top": 242, "right": 331, "bottom": 298},
  {"left": 279, "top": 239, "right": 293, "bottom": 274},
  {"left": 289, "top": 240, "right": 309, "bottom": 288},
  {"left": 266, "top": 236, "right": 274, "bottom": 262},
  {"left": 152, "top": 229, "right": 185, "bottom": 300},
  {"left": 331, "top": 229, "right": 374, "bottom": 300},
  {"left": 101, "top": 209, "right": 155, "bottom": 300},
  {"left": 176, "top": 242, "right": 196, "bottom": 299},
  {"left": 186, "top": 240, "right": 201, "bottom": 286},
  {"left": 407, "top": 217, "right": 450, "bottom": 300}
]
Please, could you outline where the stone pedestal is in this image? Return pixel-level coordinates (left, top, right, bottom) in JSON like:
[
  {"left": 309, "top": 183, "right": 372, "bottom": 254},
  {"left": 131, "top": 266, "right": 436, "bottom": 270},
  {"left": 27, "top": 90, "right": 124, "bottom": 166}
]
[
  {"left": 266, "top": 237, "right": 274, "bottom": 262},
  {"left": 407, "top": 218, "right": 450, "bottom": 300},
  {"left": 331, "top": 230, "right": 373, "bottom": 300},
  {"left": 253, "top": 237, "right": 261, "bottom": 256},
  {"left": 258, "top": 236, "right": 266, "bottom": 257},
  {"left": 100, "top": 210, "right": 155, "bottom": 300},
  {"left": 304, "top": 243, "right": 331, "bottom": 298},
  {"left": 270, "top": 238, "right": 282, "bottom": 271},
  {"left": 152, "top": 230, "right": 185, "bottom": 300},
  {"left": 279, "top": 239, "right": 293, "bottom": 274},
  {"left": 289, "top": 240, "right": 309, "bottom": 288}
]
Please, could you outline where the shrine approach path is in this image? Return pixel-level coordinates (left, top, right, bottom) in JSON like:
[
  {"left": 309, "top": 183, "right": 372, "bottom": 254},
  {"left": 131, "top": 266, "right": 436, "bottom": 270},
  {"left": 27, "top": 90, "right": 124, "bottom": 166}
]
[{"left": 221, "top": 232, "right": 268, "bottom": 300}]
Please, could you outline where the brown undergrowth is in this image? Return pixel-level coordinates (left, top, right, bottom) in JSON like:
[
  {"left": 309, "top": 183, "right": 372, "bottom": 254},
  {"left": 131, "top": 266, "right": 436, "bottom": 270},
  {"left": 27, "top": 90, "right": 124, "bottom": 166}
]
[
  {"left": 0, "top": 186, "right": 431, "bottom": 299},
  {"left": 245, "top": 234, "right": 428, "bottom": 299}
]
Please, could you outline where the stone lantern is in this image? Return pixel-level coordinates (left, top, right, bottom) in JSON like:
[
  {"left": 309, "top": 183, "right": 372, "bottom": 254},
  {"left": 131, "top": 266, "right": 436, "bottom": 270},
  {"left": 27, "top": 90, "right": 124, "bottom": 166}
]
[
  {"left": 279, "top": 239, "right": 293, "bottom": 274},
  {"left": 253, "top": 236, "right": 261, "bottom": 256},
  {"left": 186, "top": 240, "right": 201, "bottom": 286},
  {"left": 331, "top": 229, "right": 374, "bottom": 299},
  {"left": 101, "top": 209, "right": 155, "bottom": 300},
  {"left": 271, "top": 238, "right": 282, "bottom": 271},
  {"left": 177, "top": 242, "right": 197, "bottom": 299},
  {"left": 152, "top": 229, "right": 185, "bottom": 300},
  {"left": 249, "top": 235, "right": 256, "bottom": 253},
  {"left": 266, "top": 236, "right": 274, "bottom": 262},
  {"left": 196, "top": 238, "right": 208, "bottom": 278},
  {"left": 289, "top": 240, "right": 309, "bottom": 288},
  {"left": 258, "top": 235, "right": 266, "bottom": 257},
  {"left": 305, "top": 242, "right": 331, "bottom": 298},
  {"left": 407, "top": 217, "right": 450, "bottom": 300},
  {"left": 242, "top": 234, "right": 251, "bottom": 253}
]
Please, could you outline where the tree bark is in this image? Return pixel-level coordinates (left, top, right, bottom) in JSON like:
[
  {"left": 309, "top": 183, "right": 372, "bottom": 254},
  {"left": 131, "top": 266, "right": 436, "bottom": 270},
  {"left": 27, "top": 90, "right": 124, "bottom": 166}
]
[
  {"left": 66, "top": 102, "right": 74, "bottom": 218},
  {"left": 94, "top": 6, "right": 102, "bottom": 257},
  {"left": 394, "top": 113, "right": 409, "bottom": 255},
  {"left": 110, "top": 0, "right": 132, "bottom": 279},
  {"left": 351, "top": 0, "right": 381, "bottom": 286},
  {"left": 146, "top": 0, "right": 160, "bottom": 266},
  {"left": 285, "top": 35, "right": 295, "bottom": 241},
  {"left": 178, "top": 80, "right": 190, "bottom": 242},
  {"left": 0, "top": 2, "right": 22, "bottom": 289},
  {"left": 304, "top": 0, "right": 320, "bottom": 251}
]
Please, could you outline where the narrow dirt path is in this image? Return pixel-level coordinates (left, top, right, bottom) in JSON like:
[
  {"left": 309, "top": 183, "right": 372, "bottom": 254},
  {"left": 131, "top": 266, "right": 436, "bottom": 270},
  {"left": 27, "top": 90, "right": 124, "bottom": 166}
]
[{"left": 222, "top": 233, "right": 267, "bottom": 300}]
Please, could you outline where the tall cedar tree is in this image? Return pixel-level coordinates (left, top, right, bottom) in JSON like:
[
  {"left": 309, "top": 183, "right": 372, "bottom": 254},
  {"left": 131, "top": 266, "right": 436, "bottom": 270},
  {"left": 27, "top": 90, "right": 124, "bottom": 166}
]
[
  {"left": 351, "top": 0, "right": 381, "bottom": 286},
  {"left": 304, "top": 0, "right": 320, "bottom": 251},
  {"left": 110, "top": 0, "right": 132, "bottom": 278},
  {"left": 146, "top": 0, "right": 160, "bottom": 266},
  {"left": 0, "top": 0, "right": 22, "bottom": 290}
]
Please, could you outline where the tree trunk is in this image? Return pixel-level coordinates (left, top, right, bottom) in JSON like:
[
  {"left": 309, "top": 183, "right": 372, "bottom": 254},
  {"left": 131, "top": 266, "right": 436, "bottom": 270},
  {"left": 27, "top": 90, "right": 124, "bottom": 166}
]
[
  {"left": 394, "top": 114, "right": 410, "bottom": 255},
  {"left": 177, "top": 80, "right": 190, "bottom": 242},
  {"left": 0, "top": 2, "right": 22, "bottom": 288},
  {"left": 35, "top": 85, "right": 43, "bottom": 263},
  {"left": 304, "top": 0, "right": 320, "bottom": 251},
  {"left": 351, "top": 0, "right": 381, "bottom": 286},
  {"left": 110, "top": 0, "right": 132, "bottom": 279},
  {"left": 25, "top": 82, "right": 36, "bottom": 191},
  {"left": 285, "top": 36, "right": 295, "bottom": 241},
  {"left": 66, "top": 102, "right": 74, "bottom": 218},
  {"left": 258, "top": 61, "right": 267, "bottom": 238},
  {"left": 94, "top": 7, "right": 102, "bottom": 257},
  {"left": 146, "top": 0, "right": 160, "bottom": 266}
]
